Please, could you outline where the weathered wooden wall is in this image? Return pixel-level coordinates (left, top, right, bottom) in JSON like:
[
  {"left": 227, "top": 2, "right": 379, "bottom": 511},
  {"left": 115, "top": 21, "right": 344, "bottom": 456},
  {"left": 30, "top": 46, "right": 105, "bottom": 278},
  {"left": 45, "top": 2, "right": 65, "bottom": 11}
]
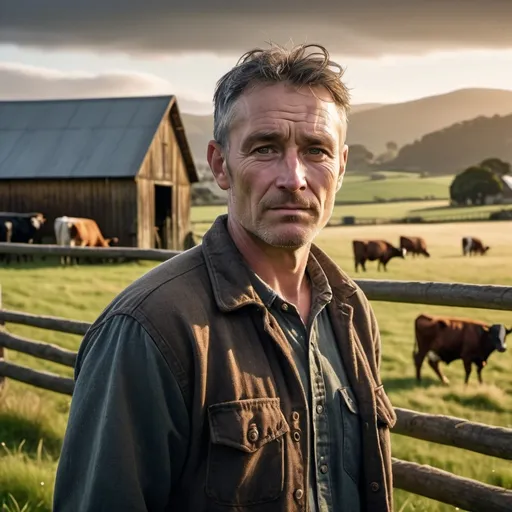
[
  {"left": 0, "top": 179, "right": 137, "bottom": 246},
  {"left": 136, "top": 104, "right": 192, "bottom": 249}
]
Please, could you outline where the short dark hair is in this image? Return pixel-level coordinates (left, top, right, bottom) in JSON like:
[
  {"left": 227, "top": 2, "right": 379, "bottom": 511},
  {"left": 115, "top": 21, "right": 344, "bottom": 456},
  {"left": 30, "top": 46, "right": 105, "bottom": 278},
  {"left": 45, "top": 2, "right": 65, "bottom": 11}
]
[{"left": 212, "top": 43, "right": 351, "bottom": 148}]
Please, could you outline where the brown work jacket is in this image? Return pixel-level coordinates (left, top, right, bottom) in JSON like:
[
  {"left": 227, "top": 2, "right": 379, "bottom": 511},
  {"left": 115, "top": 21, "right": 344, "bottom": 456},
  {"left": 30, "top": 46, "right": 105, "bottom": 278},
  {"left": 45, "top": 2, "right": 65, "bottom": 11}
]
[{"left": 105, "top": 215, "right": 397, "bottom": 511}]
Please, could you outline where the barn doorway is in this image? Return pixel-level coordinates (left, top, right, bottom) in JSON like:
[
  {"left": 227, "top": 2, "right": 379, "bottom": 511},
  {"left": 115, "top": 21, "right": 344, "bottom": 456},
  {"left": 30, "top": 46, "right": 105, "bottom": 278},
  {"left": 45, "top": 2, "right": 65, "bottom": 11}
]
[{"left": 154, "top": 184, "right": 173, "bottom": 249}]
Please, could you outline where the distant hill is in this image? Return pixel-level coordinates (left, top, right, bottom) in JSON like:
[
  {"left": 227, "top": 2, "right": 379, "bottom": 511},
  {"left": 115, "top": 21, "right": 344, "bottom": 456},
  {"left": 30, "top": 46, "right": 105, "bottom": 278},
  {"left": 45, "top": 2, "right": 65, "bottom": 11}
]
[
  {"left": 180, "top": 103, "right": 386, "bottom": 162},
  {"left": 346, "top": 88, "right": 512, "bottom": 153},
  {"left": 181, "top": 113, "right": 214, "bottom": 164},
  {"left": 180, "top": 103, "right": 386, "bottom": 163},
  {"left": 384, "top": 113, "right": 512, "bottom": 175},
  {"left": 180, "top": 88, "right": 512, "bottom": 163},
  {"left": 350, "top": 102, "right": 386, "bottom": 114}
]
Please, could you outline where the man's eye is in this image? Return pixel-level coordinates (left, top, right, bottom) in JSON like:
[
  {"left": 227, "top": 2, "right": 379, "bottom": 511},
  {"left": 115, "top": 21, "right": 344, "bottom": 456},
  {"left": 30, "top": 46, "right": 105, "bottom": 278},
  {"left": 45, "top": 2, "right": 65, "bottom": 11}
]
[
  {"left": 255, "top": 146, "right": 273, "bottom": 154},
  {"left": 308, "top": 148, "right": 325, "bottom": 155}
]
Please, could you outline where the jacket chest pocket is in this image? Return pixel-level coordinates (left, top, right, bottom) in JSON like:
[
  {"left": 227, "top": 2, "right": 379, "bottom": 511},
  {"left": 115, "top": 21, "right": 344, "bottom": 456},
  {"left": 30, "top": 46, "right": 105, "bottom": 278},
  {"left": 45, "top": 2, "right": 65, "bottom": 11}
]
[{"left": 206, "top": 397, "right": 290, "bottom": 506}]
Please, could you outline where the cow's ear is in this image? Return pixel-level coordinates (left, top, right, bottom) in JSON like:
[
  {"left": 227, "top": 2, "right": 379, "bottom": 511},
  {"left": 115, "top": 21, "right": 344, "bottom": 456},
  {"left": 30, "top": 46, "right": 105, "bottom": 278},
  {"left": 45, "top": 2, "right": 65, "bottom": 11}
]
[
  {"left": 481, "top": 325, "right": 490, "bottom": 332},
  {"left": 506, "top": 326, "right": 512, "bottom": 335}
]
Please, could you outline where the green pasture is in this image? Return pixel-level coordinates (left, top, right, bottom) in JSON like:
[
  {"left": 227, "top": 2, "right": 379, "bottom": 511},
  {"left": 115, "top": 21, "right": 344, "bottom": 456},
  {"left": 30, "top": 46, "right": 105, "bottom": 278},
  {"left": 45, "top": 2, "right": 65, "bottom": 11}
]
[
  {"left": 191, "top": 201, "right": 510, "bottom": 237},
  {"left": 1, "top": 220, "right": 512, "bottom": 511},
  {"left": 335, "top": 173, "right": 453, "bottom": 203}
]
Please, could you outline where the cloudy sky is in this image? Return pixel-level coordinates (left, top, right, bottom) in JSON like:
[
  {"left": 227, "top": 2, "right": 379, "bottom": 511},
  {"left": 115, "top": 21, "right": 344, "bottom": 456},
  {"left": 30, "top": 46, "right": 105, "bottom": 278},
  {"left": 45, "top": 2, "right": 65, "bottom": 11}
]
[{"left": 1, "top": 0, "right": 511, "bottom": 113}]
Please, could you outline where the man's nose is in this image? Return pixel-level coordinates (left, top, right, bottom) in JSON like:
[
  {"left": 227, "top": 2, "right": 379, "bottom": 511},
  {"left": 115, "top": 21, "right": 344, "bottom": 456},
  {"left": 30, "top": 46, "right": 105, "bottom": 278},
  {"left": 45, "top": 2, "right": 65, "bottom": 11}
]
[{"left": 275, "top": 151, "right": 307, "bottom": 191}]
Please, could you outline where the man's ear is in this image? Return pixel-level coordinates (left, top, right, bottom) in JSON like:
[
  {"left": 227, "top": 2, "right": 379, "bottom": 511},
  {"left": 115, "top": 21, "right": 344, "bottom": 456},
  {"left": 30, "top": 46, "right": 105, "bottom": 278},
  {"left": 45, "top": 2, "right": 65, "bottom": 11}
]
[
  {"left": 207, "top": 140, "right": 230, "bottom": 190},
  {"left": 336, "top": 144, "right": 348, "bottom": 192}
]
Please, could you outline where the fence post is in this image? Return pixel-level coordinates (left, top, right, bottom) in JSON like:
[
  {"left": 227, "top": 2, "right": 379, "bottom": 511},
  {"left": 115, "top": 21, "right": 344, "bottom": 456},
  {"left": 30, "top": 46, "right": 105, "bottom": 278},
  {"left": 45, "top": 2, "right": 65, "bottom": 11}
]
[{"left": 0, "top": 284, "right": 5, "bottom": 389}]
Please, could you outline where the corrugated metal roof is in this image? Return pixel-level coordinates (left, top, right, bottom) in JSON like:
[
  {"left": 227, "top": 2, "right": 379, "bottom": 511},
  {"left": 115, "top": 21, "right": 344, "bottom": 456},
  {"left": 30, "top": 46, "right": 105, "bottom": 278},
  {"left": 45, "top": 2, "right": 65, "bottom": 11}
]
[{"left": 0, "top": 95, "right": 197, "bottom": 181}]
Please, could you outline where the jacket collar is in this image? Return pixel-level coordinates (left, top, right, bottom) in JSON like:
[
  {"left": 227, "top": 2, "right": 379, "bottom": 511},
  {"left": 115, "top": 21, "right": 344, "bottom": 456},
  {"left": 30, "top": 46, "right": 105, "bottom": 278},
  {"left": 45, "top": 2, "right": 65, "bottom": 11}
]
[{"left": 201, "top": 214, "right": 358, "bottom": 312}]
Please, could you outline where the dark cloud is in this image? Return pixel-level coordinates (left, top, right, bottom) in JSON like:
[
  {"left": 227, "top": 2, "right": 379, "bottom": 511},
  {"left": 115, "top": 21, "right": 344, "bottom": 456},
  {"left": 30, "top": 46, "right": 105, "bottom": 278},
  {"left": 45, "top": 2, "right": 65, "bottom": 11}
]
[
  {"left": 0, "top": 63, "right": 212, "bottom": 113},
  {"left": 1, "top": 1, "right": 511, "bottom": 57}
]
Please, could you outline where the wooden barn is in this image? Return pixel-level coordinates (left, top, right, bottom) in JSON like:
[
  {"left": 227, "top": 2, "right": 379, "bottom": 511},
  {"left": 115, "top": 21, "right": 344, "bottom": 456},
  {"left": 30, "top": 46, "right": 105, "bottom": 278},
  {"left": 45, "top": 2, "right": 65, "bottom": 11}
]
[{"left": 0, "top": 95, "right": 199, "bottom": 249}]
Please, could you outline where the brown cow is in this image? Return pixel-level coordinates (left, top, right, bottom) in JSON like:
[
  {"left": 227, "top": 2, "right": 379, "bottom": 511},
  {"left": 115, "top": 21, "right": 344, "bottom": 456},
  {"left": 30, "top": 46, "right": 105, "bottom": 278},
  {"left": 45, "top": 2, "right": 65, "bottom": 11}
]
[
  {"left": 462, "top": 236, "right": 489, "bottom": 256},
  {"left": 352, "top": 239, "right": 406, "bottom": 272},
  {"left": 69, "top": 219, "right": 118, "bottom": 248},
  {"left": 413, "top": 313, "right": 510, "bottom": 385},
  {"left": 54, "top": 216, "right": 118, "bottom": 265},
  {"left": 399, "top": 236, "right": 430, "bottom": 257}
]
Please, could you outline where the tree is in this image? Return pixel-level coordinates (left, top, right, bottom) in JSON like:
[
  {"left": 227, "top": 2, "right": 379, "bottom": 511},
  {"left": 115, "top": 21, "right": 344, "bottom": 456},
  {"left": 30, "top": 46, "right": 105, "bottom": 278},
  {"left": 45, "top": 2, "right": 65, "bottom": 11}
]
[
  {"left": 373, "top": 141, "right": 399, "bottom": 165},
  {"left": 347, "top": 144, "right": 374, "bottom": 170},
  {"left": 479, "top": 157, "right": 511, "bottom": 176},
  {"left": 449, "top": 166, "right": 503, "bottom": 205},
  {"left": 386, "top": 141, "right": 398, "bottom": 152}
]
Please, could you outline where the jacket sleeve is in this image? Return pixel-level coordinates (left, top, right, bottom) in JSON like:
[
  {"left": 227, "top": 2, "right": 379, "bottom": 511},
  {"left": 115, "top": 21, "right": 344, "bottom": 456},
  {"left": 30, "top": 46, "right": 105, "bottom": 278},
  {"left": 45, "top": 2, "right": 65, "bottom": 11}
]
[{"left": 53, "top": 313, "right": 190, "bottom": 512}]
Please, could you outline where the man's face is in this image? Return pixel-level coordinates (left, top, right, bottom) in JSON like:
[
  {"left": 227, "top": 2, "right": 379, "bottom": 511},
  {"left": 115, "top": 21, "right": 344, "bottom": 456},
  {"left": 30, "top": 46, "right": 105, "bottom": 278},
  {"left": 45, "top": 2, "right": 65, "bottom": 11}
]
[{"left": 209, "top": 81, "right": 348, "bottom": 248}]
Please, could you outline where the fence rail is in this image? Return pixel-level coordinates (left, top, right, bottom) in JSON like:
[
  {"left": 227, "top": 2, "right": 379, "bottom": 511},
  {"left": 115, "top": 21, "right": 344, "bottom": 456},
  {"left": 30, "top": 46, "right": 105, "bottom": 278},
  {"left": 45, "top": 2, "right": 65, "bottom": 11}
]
[
  {"left": 393, "top": 408, "right": 512, "bottom": 460},
  {"left": 0, "top": 242, "right": 180, "bottom": 261},
  {"left": 357, "top": 280, "right": 512, "bottom": 311},
  {"left": 0, "top": 308, "right": 90, "bottom": 335},
  {"left": 3, "top": 242, "right": 512, "bottom": 313},
  {"left": 392, "top": 458, "right": 512, "bottom": 512},
  {"left": 1, "top": 272, "right": 512, "bottom": 509},
  {"left": 326, "top": 209, "right": 509, "bottom": 227},
  {"left": 0, "top": 360, "right": 74, "bottom": 395}
]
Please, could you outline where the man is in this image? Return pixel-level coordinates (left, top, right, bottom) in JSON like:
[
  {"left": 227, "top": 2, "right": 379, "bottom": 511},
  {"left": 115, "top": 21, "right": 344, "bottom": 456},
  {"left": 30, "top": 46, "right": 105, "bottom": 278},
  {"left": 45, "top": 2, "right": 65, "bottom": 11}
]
[{"left": 53, "top": 43, "right": 396, "bottom": 512}]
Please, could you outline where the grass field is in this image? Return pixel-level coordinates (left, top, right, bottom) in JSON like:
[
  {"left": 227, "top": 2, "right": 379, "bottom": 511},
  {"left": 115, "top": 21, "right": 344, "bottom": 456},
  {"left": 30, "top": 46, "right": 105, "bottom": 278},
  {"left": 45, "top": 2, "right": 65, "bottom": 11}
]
[
  {"left": 334, "top": 173, "right": 453, "bottom": 203},
  {"left": 191, "top": 201, "right": 510, "bottom": 236},
  {"left": 1, "top": 220, "right": 512, "bottom": 511}
]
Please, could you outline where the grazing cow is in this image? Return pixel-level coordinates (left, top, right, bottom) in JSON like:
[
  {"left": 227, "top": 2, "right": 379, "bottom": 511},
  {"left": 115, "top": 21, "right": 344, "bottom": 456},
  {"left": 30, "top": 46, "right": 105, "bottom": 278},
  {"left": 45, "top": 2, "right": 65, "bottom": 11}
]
[
  {"left": 352, "top": 239, "right": 406, "bottom": 272},
  {"left": 0, "top": 212, "right": 46, "bottom": 263},
  {"left": 399, "top": 236, "right": 430, "bottom": 257},
  {"left": 413, "top": 313, "right": 510, "bottom": 385},
  {"left": 54, "top": 216, "right": 119, "bottom": 265},
  {"left": 462, "top": 236, "right": 489, "bottom": 256}
]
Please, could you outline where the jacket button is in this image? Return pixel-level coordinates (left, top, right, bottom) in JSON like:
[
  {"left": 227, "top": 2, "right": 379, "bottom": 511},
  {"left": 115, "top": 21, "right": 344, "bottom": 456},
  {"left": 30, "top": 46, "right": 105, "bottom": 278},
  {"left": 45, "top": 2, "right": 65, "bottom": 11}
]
[
  {"left": 370, "top": 482, "right": 380, "bottom": 492},
  {"left": 293, "top": 431, "right": 301, "bottom": 442},
  {"left": 294, "top": 489, "right": 304, "bottom": 500},
  {"left": 320, "top": 464, "right": 328, "bottom": 474},
  {"left": 248, "top": 424, "right": 259, "bottom": 443},
  {"left": 292, "top": 411, "right": 300, "bottom": 421}
]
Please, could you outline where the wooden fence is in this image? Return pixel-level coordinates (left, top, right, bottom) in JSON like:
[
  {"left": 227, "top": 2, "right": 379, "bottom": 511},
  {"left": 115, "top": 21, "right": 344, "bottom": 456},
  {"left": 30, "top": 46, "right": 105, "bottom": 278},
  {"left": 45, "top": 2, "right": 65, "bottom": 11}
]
[
  {"left": 1, "top": 244, "right": 512, "bottom": 511},
  {"left": 328, "top": 210, "right": 498, "bottom": 227}
]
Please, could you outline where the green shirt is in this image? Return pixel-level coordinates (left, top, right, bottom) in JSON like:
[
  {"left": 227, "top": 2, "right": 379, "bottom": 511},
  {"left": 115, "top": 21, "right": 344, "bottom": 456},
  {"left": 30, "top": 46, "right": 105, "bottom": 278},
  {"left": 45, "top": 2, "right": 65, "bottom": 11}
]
[{"left": 250, "top": 254, "right": 362, "bottom": 512}]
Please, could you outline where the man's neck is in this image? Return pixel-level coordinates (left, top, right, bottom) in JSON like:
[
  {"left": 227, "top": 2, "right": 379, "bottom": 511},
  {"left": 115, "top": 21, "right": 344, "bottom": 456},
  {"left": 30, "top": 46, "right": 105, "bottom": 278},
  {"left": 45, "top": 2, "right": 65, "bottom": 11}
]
[{"left": 227, "top": 217, "right": 311, "bottom": 313}]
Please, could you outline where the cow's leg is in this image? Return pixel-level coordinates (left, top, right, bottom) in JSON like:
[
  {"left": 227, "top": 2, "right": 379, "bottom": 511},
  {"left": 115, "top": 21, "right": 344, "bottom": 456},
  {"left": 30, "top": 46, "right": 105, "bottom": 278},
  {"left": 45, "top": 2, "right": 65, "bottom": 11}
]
[
  {"left": 475, "top": 362, "right": 485, "bottom": 384},
  {"left": 413, "top": 348, "right": 428, "bottom": 382},
  {"left": 427, "top": 351, "right": 450, "bottom": 384},
  {"left": 463, "top": 360, "right": 472, "bottom": 385}
]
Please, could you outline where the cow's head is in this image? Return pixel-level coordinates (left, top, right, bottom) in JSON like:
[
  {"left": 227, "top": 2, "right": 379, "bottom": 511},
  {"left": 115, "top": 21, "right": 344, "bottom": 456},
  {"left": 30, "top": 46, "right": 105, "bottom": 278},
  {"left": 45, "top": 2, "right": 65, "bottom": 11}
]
[
  {"left": 483, "top": 246, "right": 491, "bottom": 254},
  {"left": 484, "top": 324, "right": 511, "bottom": 353},
  {"left": 392, "top": 246, "right": 406, "bottom": 259},
  {"left": 30, "top": 213, "right": 46, "bottom": 230}
]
